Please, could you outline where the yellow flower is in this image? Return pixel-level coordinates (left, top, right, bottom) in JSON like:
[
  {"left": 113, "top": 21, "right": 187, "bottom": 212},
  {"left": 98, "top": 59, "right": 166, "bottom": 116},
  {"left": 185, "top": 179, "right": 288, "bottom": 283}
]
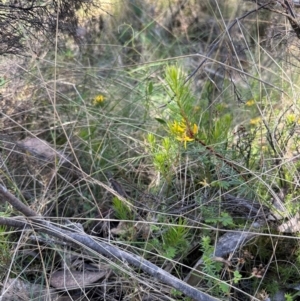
[
  {"left": 245, "top": 99, "right": 255, "bottom": 106},
  {"left": 286, "top": 113, "right": 296, "bottom": 124},
  {"left": 170, "top": 119, "right": 198, "bottom": 148},
  {"left": 191, "top": 123, "right": 198, "bottom": 135},
  {"left": 198, "top": 178, "right": 210, "bottom": 187},
  {"left": 92, "top": 94, "right": 105, "bottom": 105},
  {"left": 249, "top": 117, "right": 261, "bottom": 126},
  {"left": 170, "top": 120, "right": 186, "bottom": 135}
]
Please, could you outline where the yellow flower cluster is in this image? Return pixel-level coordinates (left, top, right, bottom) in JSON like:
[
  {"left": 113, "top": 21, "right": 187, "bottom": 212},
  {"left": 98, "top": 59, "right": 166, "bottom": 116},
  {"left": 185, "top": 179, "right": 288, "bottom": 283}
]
[
  {"left": 245, "top": 99, "right": 255, "bottom": 106},
  {"left": 286, "top": 113, "right": 300, "bottom": 124},
  {"left": 92, "top": 94, "right": 105, "bottom": 106},
  {"left": 170, "top": 119, "right": 198, "bottom": 148},
  {"left": 249, "top": 117, "right": 261, "bottom": 126},
  {"left": 287, "top": 113, "right": 296, "bottom": 123}
]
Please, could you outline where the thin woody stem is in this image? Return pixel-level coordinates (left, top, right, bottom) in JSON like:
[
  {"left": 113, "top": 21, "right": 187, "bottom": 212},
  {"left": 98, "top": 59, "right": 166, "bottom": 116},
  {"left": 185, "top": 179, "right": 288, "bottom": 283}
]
[{"left": 194, "top": 137, "right": 248, "bottom": 181}]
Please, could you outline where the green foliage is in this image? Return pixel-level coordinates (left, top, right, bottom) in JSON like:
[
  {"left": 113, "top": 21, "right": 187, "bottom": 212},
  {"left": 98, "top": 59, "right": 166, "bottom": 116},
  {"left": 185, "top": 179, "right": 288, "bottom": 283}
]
[
  {"left": 295, "top": 247, "right": 300, "bottom": 265},
  {"left": 161, "top": 217, "right": 189, "bottom": 258},
  {"left": 147, "top": 65, "right": 236, "bottom": 190},
  {"left": 147, "top": 133, "right": 178, "bottom": 182},
  {"left": 0, "top": 226, "right": 11, "bottom": 266},
  {"left": 162, "top": 246, "right": 176, "bottom": 259},
  {"left": 233, "top": 270, "right": 242, "bottom": 284},
  {"left": 112, "top": 197, "right": 134, "bottom": 220},
  {"left": 146, "top": 218, "right": 190, "bottom": 260},
  {"left": 200, "top": 235, "right": 229, "bottom": 295},
  {"left": 165, "top": 65, "right": 195, "bottom": 117},
  {"left": 199, "top": 235, "right": 244, "bottom": 296},
  {"left": 204, "top": 212, "right": 234, "bottom": 227},
  {"left": 285, "top": 293, "right": 294, "bottom": 301},
  {"left": 201, "top": 236, "right": 222, "bottom": 273},
  {"left": 199, "top": 110, "right": 233, "bottom": 146},
  {"left": 210, "top": 179, "right": 231, "bottom": 190}
]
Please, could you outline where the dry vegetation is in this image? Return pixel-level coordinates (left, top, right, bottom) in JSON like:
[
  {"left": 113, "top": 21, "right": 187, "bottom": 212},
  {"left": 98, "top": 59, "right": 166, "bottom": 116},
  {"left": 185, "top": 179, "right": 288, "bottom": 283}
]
[{"left": 1, "top": 0, "right": 300, "bottom": 300}]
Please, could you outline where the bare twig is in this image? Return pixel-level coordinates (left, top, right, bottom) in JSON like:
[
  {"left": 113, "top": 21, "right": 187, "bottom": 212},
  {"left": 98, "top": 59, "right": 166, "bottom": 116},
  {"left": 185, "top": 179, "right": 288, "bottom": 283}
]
[{"left": 0, "top": 185, "right": 39, "bottom": 217}]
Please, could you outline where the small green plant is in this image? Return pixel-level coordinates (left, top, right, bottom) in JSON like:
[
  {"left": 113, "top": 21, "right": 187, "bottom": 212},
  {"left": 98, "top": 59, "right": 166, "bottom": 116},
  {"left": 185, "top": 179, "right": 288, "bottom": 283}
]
[
  {"left": 147, "top": 133, "right": 178, "bottom": 183},
  {"left": 0, "top": 227, "right": 10, "bottom": 251},
  {"left": 201, "top": 236, "right": 224, "bottom": 286},
  {"left": 200, "top": 235, "right": 244, "bottom": 296},
  {"left": 147, "top": 65, "right": 238, "bottom": 188},
  {"left": 112, "top": 197, "right": 134, "bottom": 220},
  {"left": 161, "top": 217, "right": 189, "bottom": 259},
  {"left": 145, "top": 218, "right": 190, "bottom": 260},
  {"left": 285, "top": 293, "right": 294, "bottom": 301},
  {"left": 204, "top": 211, "right": 234, "bottom": 227},
  {"left": 146, "top": 65, "right": 200, "bottom": 179},
  {"left": 0, "top": 225, "right": 13, "bottom": 278},
  {"left": 232, "top": 270, "right": 242, "bottom": 284}
]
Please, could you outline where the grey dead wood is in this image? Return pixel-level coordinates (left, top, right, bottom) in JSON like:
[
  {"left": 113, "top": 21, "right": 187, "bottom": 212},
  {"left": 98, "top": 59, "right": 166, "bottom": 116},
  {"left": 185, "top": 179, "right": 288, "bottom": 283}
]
[{"left": 0, "top": 185, "right": 220, "bottom": 301}]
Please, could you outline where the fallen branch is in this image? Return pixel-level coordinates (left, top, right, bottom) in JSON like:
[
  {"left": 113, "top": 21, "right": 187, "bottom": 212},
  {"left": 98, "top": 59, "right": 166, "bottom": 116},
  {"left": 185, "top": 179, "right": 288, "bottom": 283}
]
[{"left": 0, "top": 185, "right": 219, "bottom": 301}]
